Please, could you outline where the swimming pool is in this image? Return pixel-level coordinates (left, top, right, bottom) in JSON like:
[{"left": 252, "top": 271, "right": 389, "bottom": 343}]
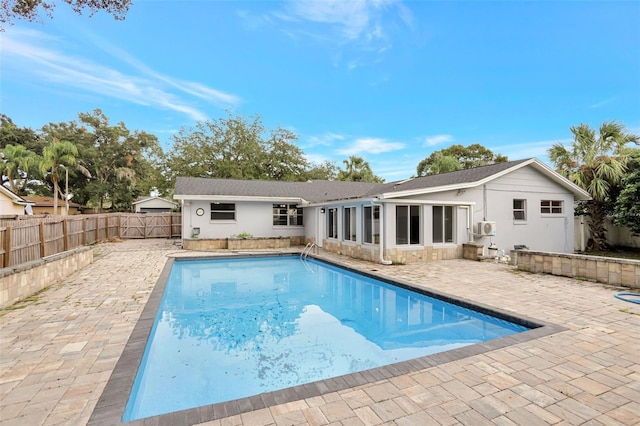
[{"left": 122, "top": 256, "right": 528, "bottom": 421}]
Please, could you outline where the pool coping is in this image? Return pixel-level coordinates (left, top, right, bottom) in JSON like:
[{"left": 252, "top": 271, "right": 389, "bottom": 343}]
[{"left": 88, "top": 253, "right": 567, "bottom": 426}]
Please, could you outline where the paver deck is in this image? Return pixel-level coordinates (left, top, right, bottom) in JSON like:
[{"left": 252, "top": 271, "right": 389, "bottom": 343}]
[{"left": 1, "top": 239, "right": 639, "bottom": 425}]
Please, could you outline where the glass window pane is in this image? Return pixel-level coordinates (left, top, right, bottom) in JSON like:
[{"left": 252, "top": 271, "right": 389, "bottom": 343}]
[
  {"left": 410, "top": 205, "right": 421, "bottom": 244},
  {"left": 373, "top": 206, "right": 380, "bottom": 244},
  {"left": 211, "top": 203, "right": 235, "bottom": 220},
  {"left": 444, "top": 205, "right": 453, "bottom": 243},
  {"left": 396, "top": 206, "right": 408, "bottom": 245},
  {"left": 364, "top": 206, "right": 372, "bottom": 243},
  {"left": 343, "top": 208, "right": 351, "bottom": 241},
  {"left": 433, "top": 206, "right": 443, "bottom": 243}
]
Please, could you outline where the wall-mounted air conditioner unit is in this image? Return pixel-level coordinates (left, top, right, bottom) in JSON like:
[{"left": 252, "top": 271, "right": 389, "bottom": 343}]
[{"left": 478, "top": 221, "right": 497, "bottom": 236}]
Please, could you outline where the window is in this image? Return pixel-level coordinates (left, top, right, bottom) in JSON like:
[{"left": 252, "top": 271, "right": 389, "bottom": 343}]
[
  {"left": 327, "top": 208, "right": 338, "bottom": 238},
  {"left": 513, "top": 199, "right": 526, "bottom": 221},
  {"left": 396, "top": 205, "right": 421, "bottom": 245},
  {"left": 433, "top": 205, "right": 454, "bottom": 243},
  {"left": 210, "top": 203, "right": 235, "bottom": 220},
  {"left": 343, "top": 207, "right": 356, "bottom": 241},
  {"left": 541, "top": 200, "right": 563, "bottom": 214},
  {"left": 363, "top": 206, "right": 380, "bottom": 244},
  {"left": 273, "top": 204, "right": 303, "bottom": 226}
]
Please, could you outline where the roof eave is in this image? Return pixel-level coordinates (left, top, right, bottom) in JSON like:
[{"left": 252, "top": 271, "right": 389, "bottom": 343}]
[
  {"left": 305, "top": 197, "right": 379, "bottom": 207},
  {"left": 174, "top": 194, "right": 305, "bottom": 203},
  {"left": 379, "top": 159, "right": 592, "bottom": 201},
  {"left": 527, "top": 159, "right": 592, "bottom": 201}
]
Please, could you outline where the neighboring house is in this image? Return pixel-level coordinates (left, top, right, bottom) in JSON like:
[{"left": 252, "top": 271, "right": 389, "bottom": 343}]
[
  {"left": 0, "top": 185, "right": 33, "bottom": 216},
  {"left": 22, "top": 196, "right": 84, "bottom": 215},
  {"left": 174, "top": 158, "right": 591, "bottom": 264},
  {"left": 132, "top": 196, "right": 179, "bottom": 213}
]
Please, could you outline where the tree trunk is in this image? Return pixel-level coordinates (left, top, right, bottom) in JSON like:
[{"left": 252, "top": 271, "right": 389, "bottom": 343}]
[
  {"left": 53, "top": 177, "right": 59, "bottom": 216},
  {"left": 587, "top": 201, "right": 608, "bottom": 251}
]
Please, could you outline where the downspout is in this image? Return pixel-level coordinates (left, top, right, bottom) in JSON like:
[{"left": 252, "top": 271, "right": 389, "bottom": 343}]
[
  {"left": 482, "top": 184, "right": 487, "bottom": 221},
  {"left": 372, "top": 199, "right": 393, "bottom": 265}
]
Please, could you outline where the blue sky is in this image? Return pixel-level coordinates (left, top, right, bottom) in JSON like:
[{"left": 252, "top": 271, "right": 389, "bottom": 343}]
[{"left": 1, "top": 0, "right": 639, "bottom": 181}]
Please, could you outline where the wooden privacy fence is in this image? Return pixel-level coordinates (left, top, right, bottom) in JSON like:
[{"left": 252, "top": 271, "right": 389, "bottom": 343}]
[{"left": 0, "top": 213, "right": 181, "bottom": 268}]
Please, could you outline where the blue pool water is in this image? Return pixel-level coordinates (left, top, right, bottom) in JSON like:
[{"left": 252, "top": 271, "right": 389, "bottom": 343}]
[{"left": 124, "top": 256, "right": 528, "bottom": 421}]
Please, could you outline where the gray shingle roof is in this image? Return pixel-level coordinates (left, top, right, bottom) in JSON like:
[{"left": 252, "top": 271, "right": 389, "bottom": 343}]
[
  {"left": 174, "top": 177, "right": 381, "bottom": 203},
  {"left": 174, "top": 159, "right": 577, "bottom": 203},
  {"left": 365, "top": 158, "right": 530, "bottom": 196}
]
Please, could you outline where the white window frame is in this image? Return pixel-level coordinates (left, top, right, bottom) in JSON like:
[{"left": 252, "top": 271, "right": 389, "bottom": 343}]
[
  {"left": 541, "top": 200, "right": 563, "bottom": 215},
  {"left": 273, "top": 204, "right": 303, "bottom": 226},
  {"left": 363, "top": 205, "right": 380, "bottom": 244},
  {"left": 396, "top": 205, "right": 421, "bottom": 245},
  {"left": 210, "top": 203, "right": 236, "bottom": 221},
  {"left": 327, "top": 208, "right": 338, "bottom": 239},
  {"left": 343, "top": 206, "right": 356, "bottom": 242},
  {"left": 513, "top": 199, "right": 527, "bottom": 222},
  {"left": 432, "top": 205, "right": 454, "bottom": 244}
]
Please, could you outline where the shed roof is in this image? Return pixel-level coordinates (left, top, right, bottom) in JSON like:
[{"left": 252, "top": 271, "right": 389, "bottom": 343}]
[
  {"left": 22, "top": 196, "right": 83, "bottom": 208},
  {"left": 132, "top": 196, "right": 178, "bottom": 206}
]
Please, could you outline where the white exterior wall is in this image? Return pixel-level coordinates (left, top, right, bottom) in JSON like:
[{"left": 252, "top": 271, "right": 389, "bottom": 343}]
[
  {"left": 375, "top": 166, "right": 576, "bottom": 255},
  {"left": 473, "top": 167, "right": 575, "bottom": 253},
  {"left": 182, "top": 200, "right": 305, "bottom": 239},
  {"left": 0, "top": 196, "right": 24, "bottom": 215}
]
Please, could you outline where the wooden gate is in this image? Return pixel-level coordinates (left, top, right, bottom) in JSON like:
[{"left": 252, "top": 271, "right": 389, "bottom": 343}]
[
  {"left": 120, "top": 213, "right": 180, "bottom": 239},
  {"left": 120, "top": 214, "right": 146, "bottom": 238},
  {"left": 145, "top": 214, "right": 171, "bottom": 238}
]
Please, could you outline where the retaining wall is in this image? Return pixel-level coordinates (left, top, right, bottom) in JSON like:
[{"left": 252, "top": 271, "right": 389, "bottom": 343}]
[
  {"left": 514, "top": 250, "right": 639, "bottom": 289},
  {"left": 0, "top": 246, "right": 93, "bottom": 309},
  {"left": 321, "top": 240, "right": 462, "bottom": 264},
  {"left": 183, "top": 236, "right": 305, "bottom": 251}
]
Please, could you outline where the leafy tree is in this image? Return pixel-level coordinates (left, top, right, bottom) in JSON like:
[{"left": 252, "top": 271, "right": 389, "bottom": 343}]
[
  {"left": 1, "top": 0, "right": 131, "bottom": 29},
  {"left": 336, "top": 156, "right": 384, "bottom": 183},
  {"left": 613, "top": 150, "right": 640, "bottom": 235},
  {"left": 549, "top": 121, "right": 639, "bottom": 250},
  {"left": 416, "top": 152, "right": 462, "bottom": 176},
  {"left": 0, "top": 114, "right": 40, "bottom": 152},
  {"left": 165, "top": 112, "right": 309, "bottom": 186},
  {"left": 262, "top": 127, "right": 309, "bottom": 181},
  {"left": 417, "top": 144, "right": 508, "bottom": 176},
  {"left": 305, "top": 161, "right": 339, "bottom": 181},
  {"left": 0, "top": 144, "right": 38, "bottom": 194},
  {"left": 76, "top": 109, "right": 162, "bottom": 212},
  {"left": 39, "top": 139, "right": 89, "bottom": 215}
]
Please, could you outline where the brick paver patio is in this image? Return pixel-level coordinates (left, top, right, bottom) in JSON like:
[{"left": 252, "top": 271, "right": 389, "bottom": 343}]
[{"left": 1, "top": 239, "right": 639, "bottom": 425}]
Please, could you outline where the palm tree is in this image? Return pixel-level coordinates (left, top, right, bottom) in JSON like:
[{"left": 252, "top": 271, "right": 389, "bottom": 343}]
[
  {"left": 337, "top": 156, "right": 384, "bottom": 182},
  {"left": 1, "top": 144, "right": 37, "bottom": 193},
  {"left": 548, "top": 121, "right": 639, "bottom": 250},
  {"left": 39, "top": 139, "right": 89, "bottom": 215}
]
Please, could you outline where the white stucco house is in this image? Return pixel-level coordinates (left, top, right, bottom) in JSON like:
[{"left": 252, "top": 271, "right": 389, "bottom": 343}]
[
  {"left": 0, "top": 185, "right": 33, "bottom": 216},
  {"left": 132, "top": 196, "right": 179, "bottom": 213},
  {"left": 173, "top": 158, "right": 590, "bottom": 264}
]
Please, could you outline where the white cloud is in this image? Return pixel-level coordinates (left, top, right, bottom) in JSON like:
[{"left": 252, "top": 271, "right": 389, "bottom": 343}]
[
  {"left": 337, "top": 137, "right": 405, "bottom": 155},
  {"left": 304, "top": 132, "right": 346, "bottom": 147},
  {"left": 257, "top": 0, "right": 411, "bottom": 70},
  {"left": 590, "top": 97, "right": 616, "bottom": 109},
  {"left": 288, "top": 0, "right": 379, "bottom": 41},
  {"left": 304, "top": 153, "right": 333, "bottom": 165},
  {"left": 0, "top": 28, "right": 241, "bottom": 121},
  {"left": 424, "top": 134, "right": 454, "bottom": 146}
]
